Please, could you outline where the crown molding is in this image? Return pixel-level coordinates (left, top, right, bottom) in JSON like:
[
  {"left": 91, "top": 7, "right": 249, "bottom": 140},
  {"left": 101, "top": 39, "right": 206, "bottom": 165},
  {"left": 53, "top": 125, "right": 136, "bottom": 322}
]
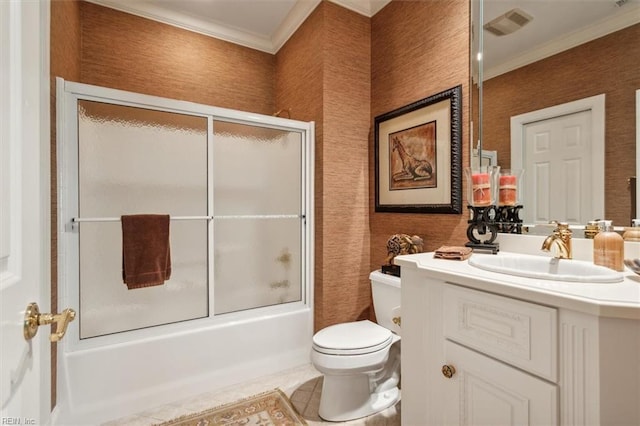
[
  {"left": 329, "top": 0, "right": 391, "bottom": 17},
  {"left": 87, "top": 0, "right": 276, "bottom": 52},
  {"left": 272, "top": 0, "right": 322, "bottom": 53},
  {"left": 87, "top": 0, "right": 392, "bottom": 54},
  {"left": 484, "top": 4, "right": 640, "bottom": 81}
]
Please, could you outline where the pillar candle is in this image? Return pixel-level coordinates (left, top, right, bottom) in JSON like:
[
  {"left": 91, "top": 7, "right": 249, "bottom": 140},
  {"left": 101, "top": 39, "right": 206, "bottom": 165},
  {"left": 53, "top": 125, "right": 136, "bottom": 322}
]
[
  {"left": 499, "top": 174, "right": 517, "bottom": 206},
  {"left": 472, "top": 173, "right": 491, "bottom": 206}
]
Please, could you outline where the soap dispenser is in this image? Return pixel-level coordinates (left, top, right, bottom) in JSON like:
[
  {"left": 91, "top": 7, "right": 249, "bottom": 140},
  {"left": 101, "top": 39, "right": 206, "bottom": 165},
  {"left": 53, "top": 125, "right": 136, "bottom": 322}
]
[
  {"left": 593, "top": 220, "right": 624, "bottom": 272},
  {"left": 623, "top": 219, "right": 640, "bottom": 242}
]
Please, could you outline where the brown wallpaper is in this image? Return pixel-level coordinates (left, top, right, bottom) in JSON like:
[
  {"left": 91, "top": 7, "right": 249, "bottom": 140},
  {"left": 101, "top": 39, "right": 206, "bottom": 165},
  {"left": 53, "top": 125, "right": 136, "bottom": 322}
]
[
  {"left": 79, "top": 2, "right": 276, "bottom": 115},
  {"left": 370, "top": 0, "right": 472, "bottom": 270},
  {"left": 50, "top": 0, "right": 82, "bottom": 409},
  {"left": 275, "top": 5, "right": 326, "bottom": 329},
  {"left": 276, "top": 2, "right": 372, "bottom": 330},
  {"left": 319, "top": 2, "right": 372, "bottom": 328},
  {"left": 483, "top": 24, "right": 640, "bottom": 226}
]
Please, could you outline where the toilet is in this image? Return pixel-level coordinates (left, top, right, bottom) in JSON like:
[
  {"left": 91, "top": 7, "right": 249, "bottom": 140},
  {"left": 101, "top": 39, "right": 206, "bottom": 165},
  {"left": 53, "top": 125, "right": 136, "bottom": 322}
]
[{"left": 311, "top": 271, "right": 401, "bottom": 422}]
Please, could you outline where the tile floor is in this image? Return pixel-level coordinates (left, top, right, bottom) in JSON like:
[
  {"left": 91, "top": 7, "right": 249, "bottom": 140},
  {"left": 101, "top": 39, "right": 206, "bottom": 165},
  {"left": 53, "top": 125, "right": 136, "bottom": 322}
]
[{"left": 102, "top": 363, "right": 400, "bottom": 425}]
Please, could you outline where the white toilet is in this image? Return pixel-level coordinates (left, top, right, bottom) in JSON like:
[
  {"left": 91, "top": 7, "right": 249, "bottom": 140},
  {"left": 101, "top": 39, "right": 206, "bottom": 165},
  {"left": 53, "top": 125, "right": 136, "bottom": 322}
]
[{"left": 311, "top": 270, "right": 401, "bottom": 422}]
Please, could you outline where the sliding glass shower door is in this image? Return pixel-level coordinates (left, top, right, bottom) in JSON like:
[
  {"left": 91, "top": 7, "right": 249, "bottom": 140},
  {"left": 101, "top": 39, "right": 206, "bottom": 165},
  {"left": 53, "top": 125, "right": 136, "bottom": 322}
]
[
  {"left": 59, "top": 79, "right": 313, "bottom": 344},
  {"left": 77, "top": 101, "right": 209, "bottom": 339},
  {"left": 212, "top": 121, "right": 304, "bottom": 314}
]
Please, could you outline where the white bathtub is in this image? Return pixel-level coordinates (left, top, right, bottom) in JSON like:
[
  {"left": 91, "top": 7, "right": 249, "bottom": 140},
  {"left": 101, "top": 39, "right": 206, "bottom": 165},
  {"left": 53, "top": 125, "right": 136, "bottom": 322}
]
[{"left": 54, "top": 303, "right": 312, "bottom": 424}]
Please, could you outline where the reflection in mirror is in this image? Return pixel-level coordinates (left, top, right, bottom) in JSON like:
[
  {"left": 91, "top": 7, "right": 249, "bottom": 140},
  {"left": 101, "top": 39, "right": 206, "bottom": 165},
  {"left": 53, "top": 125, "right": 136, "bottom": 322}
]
[{"left": 473, "top": 0, "right": 640, "bottom": 231}]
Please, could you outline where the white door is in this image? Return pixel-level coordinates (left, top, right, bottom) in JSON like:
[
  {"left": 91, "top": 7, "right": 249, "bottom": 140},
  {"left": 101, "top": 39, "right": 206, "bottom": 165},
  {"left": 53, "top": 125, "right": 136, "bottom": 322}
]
[
  {"left": 524, "top": 110, "right": 592, "bottom": 225},
  {"left": 511, "top": 94, "right": 605, "bottom": 226},
  {"left": 0, "top": 1, "right": 51, "bottom": 423}
]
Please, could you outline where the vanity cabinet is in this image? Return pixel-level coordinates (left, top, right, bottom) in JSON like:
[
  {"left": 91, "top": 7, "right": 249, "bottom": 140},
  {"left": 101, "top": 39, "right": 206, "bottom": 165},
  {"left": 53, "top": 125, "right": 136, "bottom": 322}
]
[
  {"left": 398, "top": 256, "right": 640, "bottom": 426},
  {"left": 441, "top": 284, "right": 558, "bottom": 425}
]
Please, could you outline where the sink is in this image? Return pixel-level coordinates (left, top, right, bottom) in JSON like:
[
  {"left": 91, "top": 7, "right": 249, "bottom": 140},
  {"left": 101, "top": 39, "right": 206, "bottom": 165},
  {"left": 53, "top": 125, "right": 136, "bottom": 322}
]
[{"left": 468, "top": 253, "right": 624, "bottom": 283}]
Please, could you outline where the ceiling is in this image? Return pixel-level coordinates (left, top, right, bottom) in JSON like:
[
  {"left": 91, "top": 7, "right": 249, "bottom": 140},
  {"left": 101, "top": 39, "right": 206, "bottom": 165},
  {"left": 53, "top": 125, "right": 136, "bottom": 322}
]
[
  {"left": 87, "top": 0, "right": 392, "bottom": 54},
  {"left": 481, "top": 0, "right": 640, "bottom": 79}
]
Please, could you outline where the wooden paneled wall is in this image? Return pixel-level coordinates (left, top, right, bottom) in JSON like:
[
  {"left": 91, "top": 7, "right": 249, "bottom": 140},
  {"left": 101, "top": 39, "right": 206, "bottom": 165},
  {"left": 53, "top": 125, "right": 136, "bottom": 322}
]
[
  {"left": 483, "top": 24, "right": 640, "bottom": 226},
  {"left": 370, "top": 0, "right": 472, "bottom": 270}
]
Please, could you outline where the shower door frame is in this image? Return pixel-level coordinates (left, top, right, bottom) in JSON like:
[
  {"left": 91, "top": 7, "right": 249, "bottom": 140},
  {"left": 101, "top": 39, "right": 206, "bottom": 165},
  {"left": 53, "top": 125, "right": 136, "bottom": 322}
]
[{"left": 57, "top": 78, "right": 315, "bottom": 351}]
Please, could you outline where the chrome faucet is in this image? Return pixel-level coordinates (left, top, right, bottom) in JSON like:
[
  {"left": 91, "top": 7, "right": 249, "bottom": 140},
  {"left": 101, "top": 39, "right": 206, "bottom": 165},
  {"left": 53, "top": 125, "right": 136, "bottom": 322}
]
[{"left": 541, "top": 221, "right": 572, "bottom": 259}]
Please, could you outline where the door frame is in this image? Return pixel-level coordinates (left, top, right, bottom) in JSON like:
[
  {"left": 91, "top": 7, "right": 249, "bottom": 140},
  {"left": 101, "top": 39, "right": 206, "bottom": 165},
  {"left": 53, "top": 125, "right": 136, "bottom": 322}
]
[
  {"left": 511, "top": 94, "right": 606, "bottom": 222},
  {"left": 636, "top": 89, "right": 640, "bottom": 218},
  {"left": 0, "top": 0, "right": 51, "bottom": 422}
]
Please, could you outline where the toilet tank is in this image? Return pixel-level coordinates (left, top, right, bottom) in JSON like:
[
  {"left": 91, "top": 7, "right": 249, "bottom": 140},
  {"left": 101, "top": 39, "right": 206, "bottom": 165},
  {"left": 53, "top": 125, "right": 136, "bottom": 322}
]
[{"left": 370, "top": 270, "right": 401, "bottom": 335}]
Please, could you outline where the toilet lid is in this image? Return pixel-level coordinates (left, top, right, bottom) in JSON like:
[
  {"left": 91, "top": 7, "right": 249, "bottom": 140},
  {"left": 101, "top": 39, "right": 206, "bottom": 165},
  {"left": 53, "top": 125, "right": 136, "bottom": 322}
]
[{"left": 312, "top": 320, "right": 393, "bottom": 355}]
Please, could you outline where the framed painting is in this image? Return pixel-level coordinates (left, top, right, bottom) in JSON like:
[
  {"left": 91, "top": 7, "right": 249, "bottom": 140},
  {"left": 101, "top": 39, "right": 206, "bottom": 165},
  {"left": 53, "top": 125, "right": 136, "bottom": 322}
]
[{"left": 374, "top": 85, "right": 462, "bottom": 214}]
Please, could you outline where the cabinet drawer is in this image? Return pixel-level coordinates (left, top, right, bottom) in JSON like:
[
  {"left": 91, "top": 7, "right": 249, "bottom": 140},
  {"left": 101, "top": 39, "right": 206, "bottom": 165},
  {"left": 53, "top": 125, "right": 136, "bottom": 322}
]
[{"left": 443, "top": 284, "right": 557, "bottom": 381}]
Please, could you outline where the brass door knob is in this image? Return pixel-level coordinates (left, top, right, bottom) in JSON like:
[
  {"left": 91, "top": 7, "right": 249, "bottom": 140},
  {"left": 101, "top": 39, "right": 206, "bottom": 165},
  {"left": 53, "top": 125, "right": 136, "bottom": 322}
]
[
  {"left": 392, "top": 316, "right": 401, "bottom": 327},
  {"left": 441, "top": 364, "right": 456, "bottom": 379},
  {"left": 24, "top": 302, "right": 76, "bottom": 342}
]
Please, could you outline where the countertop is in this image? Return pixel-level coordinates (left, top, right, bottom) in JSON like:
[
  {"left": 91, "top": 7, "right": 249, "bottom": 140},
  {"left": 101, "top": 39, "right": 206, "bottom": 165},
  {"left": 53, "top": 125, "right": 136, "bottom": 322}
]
[{"left": 394, "top": 235, "right": 640, "bottom": 320}]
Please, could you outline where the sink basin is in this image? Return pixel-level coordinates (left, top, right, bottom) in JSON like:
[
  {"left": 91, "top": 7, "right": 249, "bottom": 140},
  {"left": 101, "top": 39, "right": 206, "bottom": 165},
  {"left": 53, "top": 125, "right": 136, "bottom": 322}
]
[{"left": 468, "top": 253, "right": 624, "bottom": 283}]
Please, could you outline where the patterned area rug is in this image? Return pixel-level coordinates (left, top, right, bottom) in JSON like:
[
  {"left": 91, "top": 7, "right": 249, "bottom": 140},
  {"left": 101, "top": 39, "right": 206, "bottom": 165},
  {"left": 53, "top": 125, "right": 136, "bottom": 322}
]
[{"left": 159, "top": 389, "right": 307, "bottom": 426}]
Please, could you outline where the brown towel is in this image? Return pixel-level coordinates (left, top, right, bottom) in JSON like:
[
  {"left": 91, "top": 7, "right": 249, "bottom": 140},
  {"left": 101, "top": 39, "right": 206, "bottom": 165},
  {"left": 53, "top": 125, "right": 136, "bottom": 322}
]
[
  {"left": 122, "top": 214, "right": 171, "bottom": 289},
  {"left": 434, "top": 245, "right": 472, "bottom": 261}
]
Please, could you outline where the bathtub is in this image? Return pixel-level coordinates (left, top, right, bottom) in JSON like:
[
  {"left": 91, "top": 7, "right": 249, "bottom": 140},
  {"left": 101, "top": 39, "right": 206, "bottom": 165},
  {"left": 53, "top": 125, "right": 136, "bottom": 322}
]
[{"left": 54, "top": 302, "right": 313, "bottom": 424}]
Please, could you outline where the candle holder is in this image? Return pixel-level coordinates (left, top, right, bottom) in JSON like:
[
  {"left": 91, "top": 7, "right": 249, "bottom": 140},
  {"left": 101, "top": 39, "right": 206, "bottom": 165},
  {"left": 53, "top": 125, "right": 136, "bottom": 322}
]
[
  {"left": 498, "top": 169, "right": 524, "bottom": 207},
  {"left": 465, "top": 204, "right": 500, "bottom": 254},
  {"left": 496, "top": 204, "right": 523, "bottom": 234},
  {"left": 465, "top": 166, "right": 500, "bottom": 207},
  {"left": 464, "top": 166, "right": 500, "bottom": 253}
]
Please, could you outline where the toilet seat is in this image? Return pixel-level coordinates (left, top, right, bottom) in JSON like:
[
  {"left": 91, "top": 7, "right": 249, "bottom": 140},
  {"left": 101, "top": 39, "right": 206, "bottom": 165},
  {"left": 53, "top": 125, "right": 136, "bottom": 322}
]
[{"left": 312, "top": 320, "right": 393, "bottom": 356}]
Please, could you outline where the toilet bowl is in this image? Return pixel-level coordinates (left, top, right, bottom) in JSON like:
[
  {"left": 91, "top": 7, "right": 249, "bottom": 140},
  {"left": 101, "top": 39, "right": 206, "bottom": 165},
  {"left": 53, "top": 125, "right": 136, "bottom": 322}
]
[{"left": 311, "top": 271, "right": 401, "bottom": 422}]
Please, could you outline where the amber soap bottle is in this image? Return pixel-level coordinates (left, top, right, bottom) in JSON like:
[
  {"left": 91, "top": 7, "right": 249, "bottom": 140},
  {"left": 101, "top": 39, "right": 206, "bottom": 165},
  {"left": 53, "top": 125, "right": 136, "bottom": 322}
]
[{"left": 593, "top": 220, "right": 624, "bottom": 272}]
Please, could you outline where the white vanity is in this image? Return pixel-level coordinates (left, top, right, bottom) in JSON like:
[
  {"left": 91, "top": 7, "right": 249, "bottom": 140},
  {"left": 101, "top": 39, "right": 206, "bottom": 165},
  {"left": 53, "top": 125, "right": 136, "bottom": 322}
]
[{"left": 395, "top": 235, "right": 640, "bottom": 426}]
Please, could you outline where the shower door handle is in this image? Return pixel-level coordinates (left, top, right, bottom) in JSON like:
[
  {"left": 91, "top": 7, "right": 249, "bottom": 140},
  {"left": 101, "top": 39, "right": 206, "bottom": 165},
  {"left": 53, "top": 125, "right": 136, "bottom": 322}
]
[{"left": 23, "top": 302, "right": 76, "bottom": 342}]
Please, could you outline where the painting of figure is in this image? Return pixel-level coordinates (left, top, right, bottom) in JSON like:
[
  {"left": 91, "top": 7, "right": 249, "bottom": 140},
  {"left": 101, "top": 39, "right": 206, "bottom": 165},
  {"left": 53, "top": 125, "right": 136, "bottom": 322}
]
[{"left": 388, "top": 121, "right": 436, "bottom": 190}]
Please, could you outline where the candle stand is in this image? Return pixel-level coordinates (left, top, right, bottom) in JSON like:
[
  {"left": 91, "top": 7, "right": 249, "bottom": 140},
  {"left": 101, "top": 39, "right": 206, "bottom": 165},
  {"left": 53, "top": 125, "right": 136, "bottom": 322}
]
[
  {"left": 465, "top": 205, "right": 499, "bottom": 254},
  {"left": 496, "top": 205, "right": 523, "bottom": 234}
]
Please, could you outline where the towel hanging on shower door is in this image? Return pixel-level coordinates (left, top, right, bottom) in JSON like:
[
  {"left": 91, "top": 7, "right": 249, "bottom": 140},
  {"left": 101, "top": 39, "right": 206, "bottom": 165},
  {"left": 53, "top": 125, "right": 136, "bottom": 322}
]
[{"left": 121, "top": 214, "right": 172, "bottom": 289}]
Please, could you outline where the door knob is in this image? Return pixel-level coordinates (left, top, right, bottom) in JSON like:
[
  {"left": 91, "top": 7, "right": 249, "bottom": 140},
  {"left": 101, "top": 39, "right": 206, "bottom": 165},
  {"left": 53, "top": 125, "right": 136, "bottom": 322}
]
[
  {"left": 23, "top": 302, "right": 76, "bottom": 342},
  {"left": 441, "top": 364, "right": 456, "bottom": 379}
]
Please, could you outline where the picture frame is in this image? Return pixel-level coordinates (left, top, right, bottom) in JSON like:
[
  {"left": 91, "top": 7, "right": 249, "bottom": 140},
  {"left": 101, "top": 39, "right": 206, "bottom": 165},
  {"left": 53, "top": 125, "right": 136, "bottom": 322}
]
[{"left": 374, "top": 85, "right": 462, "bottom": 214}]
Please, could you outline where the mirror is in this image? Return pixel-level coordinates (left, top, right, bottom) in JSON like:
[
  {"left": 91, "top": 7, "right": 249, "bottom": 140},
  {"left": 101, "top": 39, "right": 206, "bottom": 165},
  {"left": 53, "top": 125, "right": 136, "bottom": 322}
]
[{"left": 472, "top": 0, "right": 640, "bottom": 230}]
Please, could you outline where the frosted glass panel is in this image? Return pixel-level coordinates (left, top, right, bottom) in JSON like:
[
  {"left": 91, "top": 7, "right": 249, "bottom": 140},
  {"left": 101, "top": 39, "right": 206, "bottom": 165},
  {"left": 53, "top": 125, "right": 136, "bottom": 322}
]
[
  {"left": 214, "top": 218, "right": 301, "bottom": 315},
  {"left": 213, "top": 121, "right": 302, "bottom": 216},
  {"left": 212, "top": 121, "right": 304, "bottom": 315},
  {"left": 77, "top": 101, "right": 209, "bottom": 338},
  {"left": 79, "top": 221, "right": 208, "bottom": 338},
  {"left": 78, "top": 101, "right": 208, "bottom": 216}
]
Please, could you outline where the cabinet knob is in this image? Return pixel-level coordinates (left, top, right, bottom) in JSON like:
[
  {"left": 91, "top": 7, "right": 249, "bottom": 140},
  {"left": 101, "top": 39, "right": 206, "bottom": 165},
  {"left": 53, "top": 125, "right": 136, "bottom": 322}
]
[{"left": 441, "top": 364, "right": 456, "bottom": 379}]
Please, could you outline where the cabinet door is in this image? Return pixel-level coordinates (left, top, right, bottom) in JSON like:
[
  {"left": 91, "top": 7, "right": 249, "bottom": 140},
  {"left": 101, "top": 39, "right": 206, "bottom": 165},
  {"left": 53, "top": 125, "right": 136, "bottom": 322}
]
[{"left": 443, "top": 341, "right": 558, "bottom": 426}]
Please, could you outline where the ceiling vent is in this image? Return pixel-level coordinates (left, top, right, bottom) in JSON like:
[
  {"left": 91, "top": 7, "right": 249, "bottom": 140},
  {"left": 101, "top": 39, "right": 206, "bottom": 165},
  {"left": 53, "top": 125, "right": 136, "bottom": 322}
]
[{"left": 484, "top": 8, "right": 533, "bottom": 36}]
